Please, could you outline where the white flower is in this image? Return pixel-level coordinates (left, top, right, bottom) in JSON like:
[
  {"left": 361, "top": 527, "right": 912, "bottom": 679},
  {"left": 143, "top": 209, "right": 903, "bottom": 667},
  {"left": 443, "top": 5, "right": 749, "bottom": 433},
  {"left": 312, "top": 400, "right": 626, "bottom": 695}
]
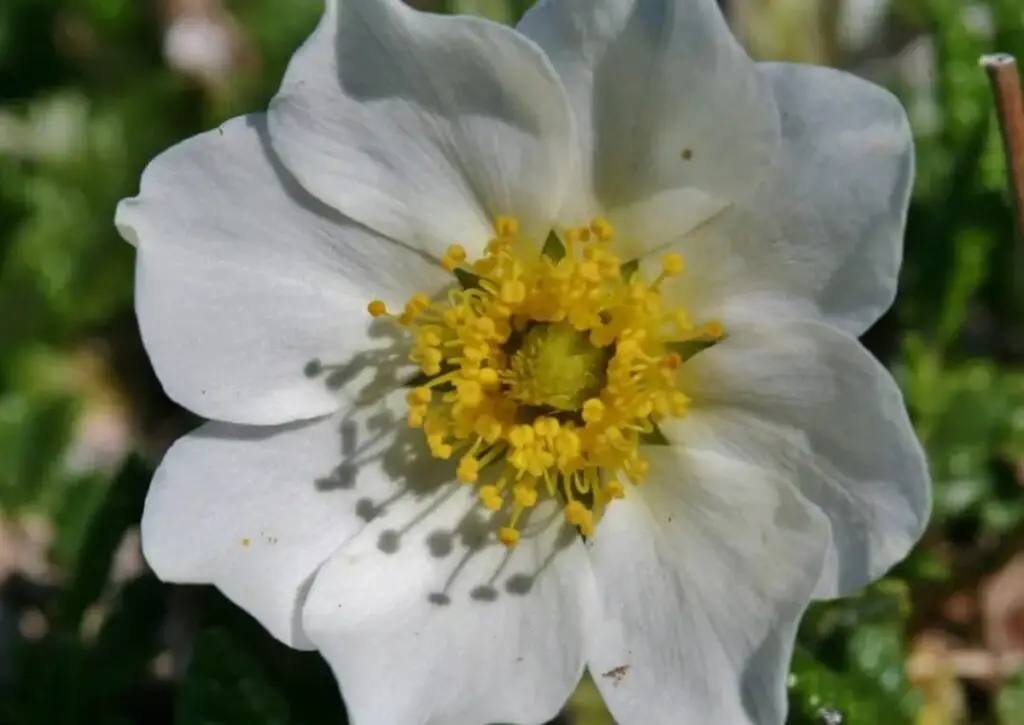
[{"left": 115, "top": 0, "right": 931, "bottom": 723}]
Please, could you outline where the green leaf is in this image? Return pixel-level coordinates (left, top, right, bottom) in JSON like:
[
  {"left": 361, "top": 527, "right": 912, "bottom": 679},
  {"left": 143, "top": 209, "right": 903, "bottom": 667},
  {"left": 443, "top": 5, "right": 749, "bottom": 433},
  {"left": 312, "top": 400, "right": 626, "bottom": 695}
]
[
  {"left": 935, "top": 229, "right": 993, "bottom": 349},
  {"left": 403, "top": 370, "right": 455, "bottom": 392},
  {"left": 176, "top": 629, "right": 292, "bottom": 725},
  {"left": 451, "top": 0, "right": 511, "bottom": 22},
  {"left": 0, "top": 392, "right": 77, "bottom": 511},
  {"left": 849, "top": 624, "right": 914, "bottom": 705},
  {"left": 997, "top": 670, "right": 1024, "bottom": 725},
  {"left": 87, "top": 574, "right": 168, "bottom": 696},
  {"left": 789, "top": 645, "right": 910, "bottom": 725},
  {"left": 542, "top": 230, "right": 566, "bottom": 262},
  {"left": 665, "top": 339, "right": 717, "bottom": 361},
  {"left": 507, "top": 0, "right": 536, "bottom": 23},
  {"left": 50, "top": 471, "right": 111, "bottom": 569},
  {"left": 639, "top": 423, "right": 670, "bottom": 446},
  {"left": 403, "top": 370, "right": 433, "bottom": 388},
  {"left": 619, "top": 259, "right": 639, "bottom": 279},
  {"left": 56, "top": 455, "right": 151, "bottom": 628},
  {"left": 11, "top": 635, "right": 89, "bottom": 725},
  {"left": 454, "top": 267, "right": 483, "bottom": 290}
]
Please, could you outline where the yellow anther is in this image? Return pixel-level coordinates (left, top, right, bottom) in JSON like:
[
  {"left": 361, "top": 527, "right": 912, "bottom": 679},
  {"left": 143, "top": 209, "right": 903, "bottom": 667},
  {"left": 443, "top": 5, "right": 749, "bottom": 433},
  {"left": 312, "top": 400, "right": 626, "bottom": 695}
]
[
  {"left": 457, "top": 456, "right": 480, "bottom": 483},
  {"left": 672, "top": 310, "right": 694, "bottom": 333},
  {"left": 430, "top": 443, "right": 453, "bottom": 460},
  {"left": 498, "top": 527, "right": 520, "bottom": 547},
  {"left": 564, "top": 501, "right": 595, "bottom": 535},
  {"left": 500, "top": 280, "right": 526, "bottom": 304},
  {"left": 475, "top": 317, "right": 496, "bottom": 336},
  {"left": 582, "top": 399, "right": 605, "bottom": 424},
  {"left": 513, "top": 484, "right": 538, "bottom": 508},
  {"left": 408, "top": 293, "right": 431, "bottom": 310},
  {"left": 533, "top": 417, "right": 559, "bottom": 439},
  {"left": 703, "top": 320, "right": 725, "bottom": 339},
  {"left": 367, "top": 300, "right": 388, "bottom": 317},
  {"left": 556, "top": 429, "right": 581, "bottom": 459},
  {"left": 408, "top": 387, "right": 432, "bottom": 405},
  {"left": 603, "top": 479, "right": 626, "bottom": 500},
  {"left": 470, "top": 415, "right": 498, "bottom": 442},
  {"left": 441, "top": 244, "right": 467, "bottom": 271},
  {"left": 616, "top": 338, "right": 640, "bottom": 357},
  {"left": 564, "top": 500, "right": 585, "bottom": 520},
  {"left": 463, "top": 344, "right": 487, "bottom": 363},
  {"left": 590, "top": 217, "right": 614, "bottom": 242},
  {"left": 669, "top": 391, "right": 690, "bottom": 416},
  {"left": 604, "top": 429, "right": 628, "bottom": 452},
  {"left": 662, "top": 253, "right": 685, "bottom": 276},
  {"left": 424, "top": 415, "right": 447, "bottom": 436},
  {"left": 626, "top": 457, "right": 650, "bottom": 480},
  {"left": 457, "top": 379, "right": 482, "bottom": 406},
  {"left": 627, "top": 283, "right": 648, "bottom": 303},
  {"left": 421, "top": 349, "right": 443, "bottom": 375},
  {"left": 496, "top": 216, "right": 519, "bottom": 238},
  {"left": 664, "top": 353, "right": 682, "bottom": 370},
  {"left": 579, "top": 261, "right": 601, "bottom": 282},
  {"left": 479, "top": 485, "right": 503, "bottom": 510},
  {"left": 508, "top": 424, "right": 534, "bottom": 449}
]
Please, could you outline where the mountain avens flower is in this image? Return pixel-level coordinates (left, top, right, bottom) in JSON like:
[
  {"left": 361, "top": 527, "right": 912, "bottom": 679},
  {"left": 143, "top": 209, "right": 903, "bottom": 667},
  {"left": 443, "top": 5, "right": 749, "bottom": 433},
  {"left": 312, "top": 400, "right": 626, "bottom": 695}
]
[{"left": 116, "top": 0, "right": 932, "bottom": 723}]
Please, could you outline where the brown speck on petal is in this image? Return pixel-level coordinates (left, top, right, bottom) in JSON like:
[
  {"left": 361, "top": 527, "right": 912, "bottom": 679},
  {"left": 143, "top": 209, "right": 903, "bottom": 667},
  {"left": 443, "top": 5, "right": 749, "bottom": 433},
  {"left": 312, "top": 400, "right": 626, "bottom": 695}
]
[{"left": 601, "top": 664, "right": 630, "bottom": 685}]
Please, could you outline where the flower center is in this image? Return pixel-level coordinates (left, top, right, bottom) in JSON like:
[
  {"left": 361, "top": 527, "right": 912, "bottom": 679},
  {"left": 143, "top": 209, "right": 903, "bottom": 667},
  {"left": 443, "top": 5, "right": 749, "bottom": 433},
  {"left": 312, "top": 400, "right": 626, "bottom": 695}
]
[
  {"left": 506, "top": 321, "right": 608, "bottom": 411},
  {"left": 367, "top": 217, "right": 723, "bottom": 546}
]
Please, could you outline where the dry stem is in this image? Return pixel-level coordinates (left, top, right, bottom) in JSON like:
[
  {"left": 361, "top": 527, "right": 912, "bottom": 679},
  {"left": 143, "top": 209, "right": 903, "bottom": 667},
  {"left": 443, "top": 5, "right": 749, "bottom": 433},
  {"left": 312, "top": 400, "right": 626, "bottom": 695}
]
[{"left": 982, "top": 54, "right": 1024, "bottom": 241}]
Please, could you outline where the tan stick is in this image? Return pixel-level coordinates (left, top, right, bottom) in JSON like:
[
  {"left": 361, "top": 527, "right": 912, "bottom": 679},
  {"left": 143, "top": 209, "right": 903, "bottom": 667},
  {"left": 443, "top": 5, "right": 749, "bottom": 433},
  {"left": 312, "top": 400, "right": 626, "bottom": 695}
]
[{"left": 981, "top": 54, "right": 1024, "bottom": 241}]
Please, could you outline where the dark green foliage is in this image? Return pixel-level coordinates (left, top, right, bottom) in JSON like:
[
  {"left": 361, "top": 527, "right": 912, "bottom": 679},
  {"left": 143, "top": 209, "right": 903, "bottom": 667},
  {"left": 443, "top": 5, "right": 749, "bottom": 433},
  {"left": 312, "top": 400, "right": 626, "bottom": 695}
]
[{"left": 175, "top": 629, "right": 293, "bottom": 725}]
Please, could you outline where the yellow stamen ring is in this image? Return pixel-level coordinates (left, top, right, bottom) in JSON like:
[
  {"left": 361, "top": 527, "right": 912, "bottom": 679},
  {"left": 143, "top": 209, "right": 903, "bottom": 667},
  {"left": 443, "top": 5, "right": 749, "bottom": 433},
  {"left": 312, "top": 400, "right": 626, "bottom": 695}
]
[{"left": 368, "top": 217, "right": 722, "bottom": 546}]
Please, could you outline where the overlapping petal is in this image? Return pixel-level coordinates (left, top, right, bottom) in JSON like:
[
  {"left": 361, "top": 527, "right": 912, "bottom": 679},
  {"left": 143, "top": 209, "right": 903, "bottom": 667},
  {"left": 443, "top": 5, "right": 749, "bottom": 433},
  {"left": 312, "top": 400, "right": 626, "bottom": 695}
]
[
  {"left": 302, "top": 493, "right": 593, "bottom": 725},
  {"left": 673, "top": 319, "right": 931, "bottom": 599},
  {"left": 141, "top": 389, "right": 420, "bottom": 648},
  {"left": 585, "top": 448, "right": 830, "bottom": 725},
  {"left": 268, "top": 0, "right": 575, "bottom": 256},
  {"left": 117, "top": 114, "right": 447, "bottom": 426},
  {"left": 665, "top": 63, "right": 914, "bottom": 335},
  {"left": 517, "top": 0, "right": 780, "bottom": 254}
]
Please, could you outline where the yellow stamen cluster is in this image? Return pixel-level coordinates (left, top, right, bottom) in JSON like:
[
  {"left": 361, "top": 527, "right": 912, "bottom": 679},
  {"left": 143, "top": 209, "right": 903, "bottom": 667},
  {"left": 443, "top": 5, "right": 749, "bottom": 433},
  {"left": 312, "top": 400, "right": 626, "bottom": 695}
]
[{"left": 368, "top": 217, "right": 723, "bottom": 546}]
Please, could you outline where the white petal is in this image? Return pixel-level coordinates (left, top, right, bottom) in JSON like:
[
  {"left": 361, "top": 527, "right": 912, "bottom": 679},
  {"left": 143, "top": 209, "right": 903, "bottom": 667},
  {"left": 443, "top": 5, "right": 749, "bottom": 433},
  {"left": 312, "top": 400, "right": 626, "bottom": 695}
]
[
  {"left": 675, "top": 319, "right": 931, "bottom": 599},
  {"left": 268, "top": 0, "right": 574, "bottom": 254},
  {"left": 669, "top": 62, "right": 914, "bottom": 335},
  {"left": 517, "top": 0, "right": 779, "bottom": 252},
  {"left": 118, "top": 114, "right": 448, "bottom": 426},
  {"left": 141, "top": 389, "right": 419, "bottom": 648},
  {"left": 302, "top": 491, "right": 593, "bottom": 725},
  {"left": 585, "top": 448, "right": 830, "bottom": 725}
]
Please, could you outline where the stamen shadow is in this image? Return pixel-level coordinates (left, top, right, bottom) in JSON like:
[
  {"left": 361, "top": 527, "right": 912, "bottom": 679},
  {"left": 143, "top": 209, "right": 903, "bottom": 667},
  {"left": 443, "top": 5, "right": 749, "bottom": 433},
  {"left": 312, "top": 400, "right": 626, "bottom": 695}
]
[{"left": 246, "top": 122, "right": 581, "bottom": 613}]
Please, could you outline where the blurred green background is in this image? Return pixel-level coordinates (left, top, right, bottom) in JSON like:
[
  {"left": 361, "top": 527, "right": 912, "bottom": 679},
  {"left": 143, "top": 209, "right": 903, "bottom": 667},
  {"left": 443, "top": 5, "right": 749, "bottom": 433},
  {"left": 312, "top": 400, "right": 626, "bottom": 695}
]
[{"left": 1, "top": 0, "right": 1023, "bottom": 723}]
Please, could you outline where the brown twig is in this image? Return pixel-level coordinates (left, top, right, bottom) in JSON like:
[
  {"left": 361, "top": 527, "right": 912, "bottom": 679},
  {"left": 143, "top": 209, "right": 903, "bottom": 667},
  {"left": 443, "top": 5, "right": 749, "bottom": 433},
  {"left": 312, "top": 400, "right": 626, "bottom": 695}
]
[{"left": 981, "top": 54, "right": 1024, "bottom": 241}]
